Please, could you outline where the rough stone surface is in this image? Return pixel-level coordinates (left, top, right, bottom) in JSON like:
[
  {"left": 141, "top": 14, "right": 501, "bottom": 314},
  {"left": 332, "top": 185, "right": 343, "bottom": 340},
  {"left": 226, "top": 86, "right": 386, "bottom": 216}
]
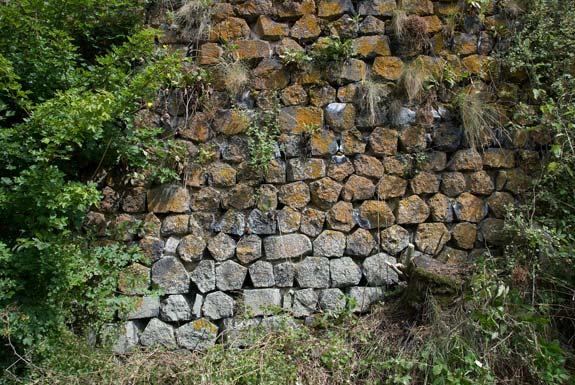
[
  {"left": 140, "top": 318, "right": 176, "bottom": 348},
  {"left": 244, "top": 289, "right": 282, "bottom": 316},
  {"left": 274, "top": 262, "right": 295, "bottom": 287},
  {"left": 147, "top": 185, "right": 190, "bottom": 214},
  {"left": 342, "top": 175, "right": 375, "bottom": 201},
  {"left": 357, "top": 200, "right": 395, "bottom": 229},
  {"left": 264, "top": 234, "right": 312, "bottom": 260},
  {"left": 310, "top": 177, "right": 343, "bottom": 208},
  {"left": 330, "top": 257, "right": 362, "bottom": 287},
  {"left": 249, "top": 260, "right": 275, "bottom": 287},
  {"left": 380, "top": 225, "right": 411, "bottom": 255},
  {"left": 396, "top": 195, "right": 430, "bottom": 224},
  {"left": 345, "top": 228, "right": 375, "bottom": 256},
  {"left": 208, "top": 233, "right": 236, "bottom": 261},
  {"left": 203, "top": 291, "right": 235, "bottom": 320},
  {"left": 125, "top": 296, "right": 160, "bottom": 320},
  {"left": 451, "top": 222, "right": 477, "bottom": 250},
  {"left": 175, "top": 319, "right": 218, "bottom": 351},
  {"left": 295, "top": 257, "right": 330, "bottom": 288},
  {"left": 319, "top": 288, "right": 347, "bottom": 312},
  {"left": 278, "top": 182, "right": 311, "bottom": 209},
  {"left": 277, "top": 207, "right": 301, "bottom": 233},
  {"left": 247, "top": 209, "right": 277, "bottom": 235},
  {"left": 160, "top": 295, "right": 193, "bottom": 322},
  {"left": 454, "top": 192, "right": 487, "bottom": 223},
  {"left": 327, "top": 201, "right": 355, "bottom": 231},
  {"left": 314, "top": 230, "right": 346, "bottom": 257},
  {"left": 349, "top": 286, "right": 385, "bottom": 313},
  {"left": 216, "top": 261, "right": 247, "bottom": 291},
  {"left": 376, "top": 175, "right": 407, "bottom": 199},
  {"left": 428, "top": 193, "right": 453, "bottom": 222},
  {"left": 190, "top": 260, "right": 216, "bottom": 293},
  {"left": 177, "top": 235, "right": 206, "bottom": 262},
  {"left": 300, "top": 208, "right": 326, "bottom": 236},
  {"left": 236, "top": 235, "right": 263, "bottom": 264},
  {"left": 363, "top": 253, "right": 399, "bottom": 286},
  {"left": 293, "top": 289, "right": 318, "bottom": 317},
  {"left": 415, "top": 223, "right": 451, "bottom": 254},
  {"left": 151, "top": 257, "right": 190, "bottom": 295}
]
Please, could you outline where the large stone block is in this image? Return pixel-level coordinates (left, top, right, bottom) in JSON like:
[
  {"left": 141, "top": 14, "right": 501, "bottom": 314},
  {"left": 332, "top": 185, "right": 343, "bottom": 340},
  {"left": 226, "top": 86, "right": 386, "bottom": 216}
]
[
  {"left": 151, "top": 257, "right": 190, "bottom": 295},
  {"left": 147, "top": 185, "right": 190, "bottom": 213},
  {"left": 244, "top": 289, "right": 282, "bottom": 316},
  {"left": 264, "top": 234, "right": 313, "bottom": 260},
  {"left": 330, "top": 257, "right": 362, "bottom": 287},
  {"left": 295, "top": 257, "right": 330, "bottom": 288}
]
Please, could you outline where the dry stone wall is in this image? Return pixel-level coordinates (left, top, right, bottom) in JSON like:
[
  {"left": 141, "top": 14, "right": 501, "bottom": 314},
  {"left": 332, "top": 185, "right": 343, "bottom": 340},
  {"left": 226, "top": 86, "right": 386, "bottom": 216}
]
[{"left": 92, "top": 0, "right": 539, "bottom": 352}]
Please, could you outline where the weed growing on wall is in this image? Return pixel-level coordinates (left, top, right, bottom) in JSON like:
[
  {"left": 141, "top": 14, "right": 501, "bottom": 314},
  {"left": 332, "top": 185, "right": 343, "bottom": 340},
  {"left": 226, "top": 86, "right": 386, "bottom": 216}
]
[{"left": 246, "top": 97, "right": 281, "bottom": 171}]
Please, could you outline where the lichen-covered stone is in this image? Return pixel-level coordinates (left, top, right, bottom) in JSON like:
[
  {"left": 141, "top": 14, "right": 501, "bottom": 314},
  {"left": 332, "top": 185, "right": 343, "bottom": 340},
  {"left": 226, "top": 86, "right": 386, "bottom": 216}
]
[
  {"left": 342, "top": 175, "right": 375, "bottom": 201},
  {"left": 236, "top": 235, "right": 262, "bottom": 264},
  {"left": 233, "top": 40, "right": 272, "bottom": 61},
  {"left": 295, "top": 257, "right": 330, "bottom": 288},
  {"left": 357, "top": 200, "right": 395, "bottom": 229},
  {"left": 160, "top": 214, "right": 189, "bottom": 237},
  {"left": 376, "top": 175, "right": 407, "bottom": 199},
  {"left": 252, "top": 58, "right": 290, "bottom": 90},
  {"left": 278, "top": 181, "right": 310, "bottom": 209},
  {"left": 122, "top": 187, "right": 146, "bottom": 213},
  {"left": 380, "top": 225, "right": 411, "bottom": 255},
  {"left": 438, "top": 247, "right": 468, "bottom": 265},
  {"left": 244, "top": 289, "right": 282, "bottom": 316},
  {"left": 330, "top": 257, "right": 362, "bottom": 287},
  {"left": 349, "top": 286, "right": 385, "bottom": 313},
  {"left": 441, "top": 172, "right": 467, "bottom": 197},
  {"left": 300, "top": 208, "right": 326, "bottom": 236},
  {"left": 177, "top": 235, "right": 206, "bottom": 262},
  {"left": 191, "top": 187, "right": 221, "bottom": 212},
  {"left": 207, "top": 162, "right": 237, "bottom": 187},
  {"left": 318, "top": 0, "right": 354, "bottom": 18},
  {"left": 125, "top": 296, "right": 160, "bottom": 320},
  {"left": 414, "top": 223, "right": 451, "bottom": 254},
  {"left": 469, "top": 171, "right": 494, "bottom": 195},
  {"left": 314, "top": 230, "right": 346, "bottom": 257},
  {"left": 216, "top": 260, "right": 247, "bottom": 291},
  {"left": 264, "top": 234, "right": 313, "bottom": 260},
  {"left": 140, "top": 318, "right": 176, "bottom": 348},
  {"left": 325, "top": 103, "right": 356, "bottom": 131},
  {"left": 358, "top": 0, "right": 396, "bottom": 16},
  {"left": 203, "top": 291, "right": 234, "bottom": 320},
  {"left": 163, "top": 237, "right": 180, "bottom": 256},
  {"left": 277, "top": 207, "right": 301, "bottom": 233},
  {"left": 337, "top": 84, "right": 359, "bottom": 103},
  {"left": 345, "top": 229, "right": 375, "bottom": 256},
  {"left": 290, "top": 14, "right": 322, "bottom": 41},
  {"left": 383, "top": 155, "right": 413, "bottom": 177},
  {"left": 396, "top": 195, "right": 430, "bottom": 224},
  {"left": 147, "top": 185, "right": 190, "bottom": 214},
  {"left": 319, "top": 288, "right": 346, "bottom": 312},
  {"left": 152, "top": 257, "right": 190, "bottom": 294},
  {"left": 483, "top": 148, "right": 515, "bottom": 169},
  {"left": 369, "top": 127, "right": 398, "bottom": 156},
  {"left": 199, "top": 43, "right": 223, "bottom": 65},
  {"left": 428, "top": 193, "right": 453, "bottom": 222},
  {"left": 309, "top": 85, "right": 337, "bottom": 107},
  {"left": 327, "top": 156, "right": 355, "bottom": 181},
  {"left": 279, "top": 106, "right": 323, "bottom": 134},
  {"left": 454, "top": 192, "right": 487, "bottom": 223},
  {"left": 479, "top": 218, "right": 507, "bottom": 246},
  {"left": 255, "top": 15, "right": 289, "bottom": 40},
  {"left": 310, "top": 177, "right": 343, "bottom": 208},
  {"left": 352, "top": 35, "right": 391, "bottom": 58},
  {"left": 247, "top": 208, "right": 277, "bottom": 235},
  {"left": 190, "top": 260, "right": 216, "bottom": 293},
  {"left": 419, "top": 151, "right": 447, "bottom": 172},
  {"left": 411, "top": 171, "right": 440, "bottom": 195},
  {"left": 207, "top": 233, "right": 236, "bottom": 261},
  {"left": 453, "top": 33, "right": 478, "bottom": 55},
  {"left": 274, "top": 262, "right": 295, "bottom": 287},
  {"left": 175, "top": 319, "right": 218, "bottom": 351},
  {"left": 210, "top": 17, "right": 250, "bottom": 41},
  {"left": 487, "top": 191, "right": 515, "bottom": 219},
  {"left": 249, "top": 260, "right": 275, "bottom": 287},
  {"left": 354, "top": 154, "right": 384, "bottom": 179},
  {"left": 265, "top": 159, "right": 286, "bottom": 184},
  {"left": 330, "top": 58, "right": 367, "bottom": 83},
  {"left": 327, "top": 201, "right": 356, "bottom": 231},
  {"left": 400, "top": 125, "right": 427, "bottom": 152},
  {"left": 372, "top": 56, "right": 404, "bottom": 80},
  {"left": 363, "top": 253, "right": 399, "bottom": 286},
  {"left": 119, "top": 263, "right": 150, "bottom": 295},
  {"left": 451, "top": 222, "right": 477, "bottom": 250},
  {"left": 160, "top": 295, "right": 193, "bottom": 322},
  {"left": 214, "top": 209, "right": 246, "bottom": 237},
  {"left": 449, "top": 149, "right": 483, "bottom": 171},
  {"left": 287, "top": 158, "right": 326, "bottom": 181},
  {"left": 311, "top": 129, "right": 339, "bottom": 155},
  {"left": 223, "top": 184, "right": 255, "bottom": 210},
  {"left": 341, "top": 128, "right": 366, "bottom": 154},
  {"left": 139, "top": 237, "right": 164, "bottom": 262}
]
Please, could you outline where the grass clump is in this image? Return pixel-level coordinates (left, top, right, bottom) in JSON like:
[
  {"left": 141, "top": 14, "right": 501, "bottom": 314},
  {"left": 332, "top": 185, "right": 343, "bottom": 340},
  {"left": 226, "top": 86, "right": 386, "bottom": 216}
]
[
  {"left": 360, "top": 79, "right": 390, "bottom": 126},
  {"left": 176, "top": 0, "right": 214, "bottom": 44},
  {"left": 400, "top": 57, "right": 433, "bottom": 103}
]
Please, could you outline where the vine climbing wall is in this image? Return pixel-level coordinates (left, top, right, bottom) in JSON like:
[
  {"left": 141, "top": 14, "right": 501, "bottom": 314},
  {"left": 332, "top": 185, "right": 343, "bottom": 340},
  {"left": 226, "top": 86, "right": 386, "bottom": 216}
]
[{"left": 89, "top": 0, "right": 541, "bottom": 352}]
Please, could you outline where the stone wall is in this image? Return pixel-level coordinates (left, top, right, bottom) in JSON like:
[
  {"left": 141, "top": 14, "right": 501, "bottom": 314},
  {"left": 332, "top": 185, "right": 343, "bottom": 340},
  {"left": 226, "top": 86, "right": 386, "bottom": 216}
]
[{"left": 92, "top": 0, "right": 538, "bottom": 352}]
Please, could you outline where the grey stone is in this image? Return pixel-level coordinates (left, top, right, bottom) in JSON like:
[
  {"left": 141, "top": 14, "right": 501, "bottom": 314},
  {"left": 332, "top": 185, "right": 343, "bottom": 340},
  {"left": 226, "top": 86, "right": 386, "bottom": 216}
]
[
  {"left": 313, "top": 230, "right": 346, "bottom": 257},
  {"left": 345, "top": 228, "right": 375, "bottom": 256},
  {"left": 319, "top": 288, "right": 346, "bottom": 313},
  {"left": 348, "top": 286, "right": 385, "bottom": 313},
  {"left": 147, "top": 184, "right": 190, "bottom": 214},
  {"left": 363, "top": 253, "right": 399, "bottom": 286},
  {"left": 111, "top": 321, "right": 139, "bottom": 354},
  {"left": 160, "top": 295, "right": 193, "bottom": 322},
  {"left": 236, "top": 235, "right": 263, "bottom": 264},
  {"left": 192, "top": 294, "right": 203, "bottom": 318},
  {"left": 216, "top": 261, "right": 247, "bottom": 291},
  {"left": 140, "top": 318, "right": 176, "bottom": 348},
  {"left": 300, "top": 208, "right": 326, "bottom": 237},
  {"left": 214, "top": 210, "right": 246, "bottom": 236},
  {"left": 125, "top": 295, "right": 160, "bottom": 320},
  {"left": 207, "top": 233, "right": 236, "bottom": 261},
  {"left": 380, "top": 225, "right": 410, "bottom": 255},
  {"left": 139, "top": 237, "right": 164, "bottom": 262},
  {"left": 264, "top": 234, "right": 312, "bottom": 260},
  {"left": 164, "top": 236, "right": 180, "bottom": 255},
  {"left": 293, "top": 289, "right": 318, "bottom": 317},
  {"left": 295, "top": 257, "right": 330, "bottom": 288},
  {"left": 177, "top": 235, "right": 206, "bottom": 262},
  {"left": 221, "top": 318, "right": 262, "bottom": 348},
  {"left": 249, "top": 260, "right": 275, "bottom": 287},
  {"left": 330, "top": 257, "right": 362, "bottom": 287},
  {"left": 161, "top": 214, "right": 190, "bottom": 236},
  {"left": 203, "top": 291, "right": 235, "bottom": 320},
  {"left": 394, "top": 107, "right": 416, "bottom": 126},
  {"left": 247, "top": 209, "right": 277, "bottom": 235},
  {"left": 243, "top": 289, "right": 282, "bottom": 316},
  {"left": 175, "top": 319, "right": 218, "bottom": 350},
  {"left": 190, "top": 260, "right": 216, "bottom": 293},
  {"left": 151, "top": 257, "right": 190, "bottom": 294},
  {"left": 274, "top": 262, "right": 294, "bottom": 287}
]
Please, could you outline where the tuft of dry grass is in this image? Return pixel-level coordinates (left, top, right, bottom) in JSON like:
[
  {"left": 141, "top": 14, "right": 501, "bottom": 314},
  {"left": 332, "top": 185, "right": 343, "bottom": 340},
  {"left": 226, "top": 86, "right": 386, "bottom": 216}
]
[
  {"left": 220, "top": 59, "right": 249, "bottom": 101},
  {"left": 176, "top": 0, "right": 213, "bottom": 43},
  {"left": 391, "top": 10, "right": 408, "bottom": 39},
  {"left": 360, "top": 79, "right": 391, "bottom": 126},
  {"left": 400, "top": 57, "right": 431, "bottom": 103}
]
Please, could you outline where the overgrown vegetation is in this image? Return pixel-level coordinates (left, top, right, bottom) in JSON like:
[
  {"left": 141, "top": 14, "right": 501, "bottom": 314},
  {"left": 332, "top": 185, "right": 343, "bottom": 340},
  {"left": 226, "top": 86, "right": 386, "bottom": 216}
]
[{"left": 246, "top": 95, "right": 281, "bottom": 171}]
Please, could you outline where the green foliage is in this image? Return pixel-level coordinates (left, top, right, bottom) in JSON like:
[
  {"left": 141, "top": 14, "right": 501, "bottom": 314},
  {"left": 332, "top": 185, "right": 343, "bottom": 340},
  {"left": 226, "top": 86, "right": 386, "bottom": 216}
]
[
  {"left": 279, "top": 48, "right": 314, "bottom": 69},
  {"left": 246, "top": 99, "right": 281, "bottom": 171},
  {"left": 312, "top": 37, "right": 352, "bottom": 67}
]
